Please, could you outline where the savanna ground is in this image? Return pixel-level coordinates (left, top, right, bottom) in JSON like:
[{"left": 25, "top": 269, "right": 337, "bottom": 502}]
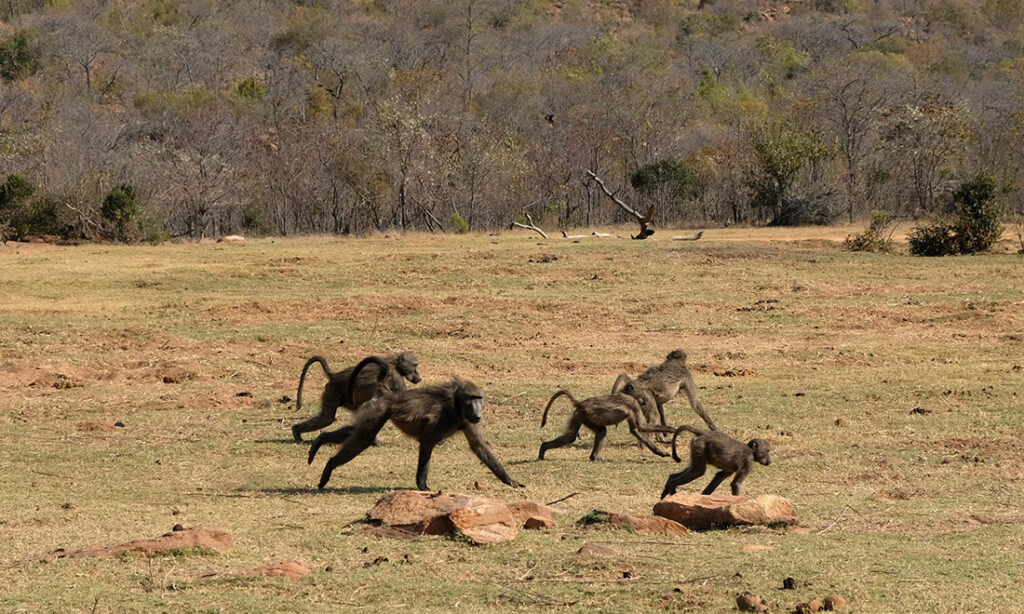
[{"left": 1, "top": 226, "right": 1022, "bottom": 613}]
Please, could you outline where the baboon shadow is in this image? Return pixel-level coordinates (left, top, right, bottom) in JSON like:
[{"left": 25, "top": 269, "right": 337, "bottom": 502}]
[{"left": 254, "top": 485, "right": 392, "bottom": 496}]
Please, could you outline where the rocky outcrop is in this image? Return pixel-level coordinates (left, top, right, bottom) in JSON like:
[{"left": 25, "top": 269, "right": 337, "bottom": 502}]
[{"left": 653, "top": 494, "right": 796, "bottom": 530}]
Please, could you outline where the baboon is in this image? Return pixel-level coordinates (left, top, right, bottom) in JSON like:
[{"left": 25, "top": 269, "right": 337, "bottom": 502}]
[
  {"left": 612, "top": 349, "right": 718, "bottom": 431},
  {"left": 659, "top": 425, "right": 771, "bottom": 499},
  {"left": 307, "top": 357, "right": 523, "bottom": 491},
  {"left": 538, "top": 389, "right": 677, "bottom": 461},
  {"left": 291, "top": 352, "right": 421, "bottom": 442}
]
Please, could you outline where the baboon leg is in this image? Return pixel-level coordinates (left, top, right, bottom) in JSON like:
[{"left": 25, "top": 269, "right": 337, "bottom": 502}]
[
  {"left": 660, "top": 462, "right": 706, "bottom": 499},
  {"left": 626, "top": 415, "right": 670, "bottom": 457},
  {"left": 415, "top": 438, "right": 440, "bottom": 491},
  {"left": 307, "top": 425, "right": 354, "bottom": 465},
  {"left": 702, "top": 470, "right": 733, "bottom": 495},
  {"left": 729, "top": 469, "right": 750, "bottom": 496},
  {"left": 589, "top": 426, "right": 608, "bottom": 461},
  {"left": 316, "top": 409, "right": 389, "bottom": 490},
  {"left": 291, "top": 392, "right": 342, "bottom": 442},
  {"left": 539, "top": 414, "right": 583, "bottom": 460}
]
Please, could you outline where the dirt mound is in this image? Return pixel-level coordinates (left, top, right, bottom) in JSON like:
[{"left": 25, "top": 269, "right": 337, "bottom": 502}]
[
  {"left": 654, "top": 494, "right": 796, "bottom": 530},
  {"left": 44, "top": 526, "right": 233, "bottom": 561}
]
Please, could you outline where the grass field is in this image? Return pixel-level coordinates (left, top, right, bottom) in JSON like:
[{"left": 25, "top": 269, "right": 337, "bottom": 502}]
[{"left": 1, "top": 227, "right": 1022, "bottom": 613}]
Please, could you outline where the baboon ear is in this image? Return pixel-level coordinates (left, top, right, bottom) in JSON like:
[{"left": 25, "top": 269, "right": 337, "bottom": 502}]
[{"left": 748, "top": 440, "right": 759, "bottom": 451}]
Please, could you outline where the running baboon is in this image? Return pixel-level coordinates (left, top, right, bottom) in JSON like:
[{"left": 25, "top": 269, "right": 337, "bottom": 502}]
[
  {"left": 291, "top": 352, "right": 421, "bottom": 442},
  {"left": 612, "top": 349, "right": 718, "bottom": 431},
  {"left": 660, "top": 425, "right": 771, "bottom": 498},
  {"left": 307, "top": 358, "right": 522, "bottom": 491},
  {"left": 538, "top": 389, "right": 677, "bottom": 461}
]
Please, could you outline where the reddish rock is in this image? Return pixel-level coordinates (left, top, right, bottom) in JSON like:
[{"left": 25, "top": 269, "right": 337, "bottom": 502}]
[
  {"left": 576, "top": 543, "right": 619, "bottom": 557},
  {"left": 653, "top": 494, "right": 796, "bottom": 530},
  {"left": 507, "top": 501, "right": 558, "bottom": 529},
  {"left": 45, "top": 526, "right": 233, "bottom": 561},
  {"left": 242, "top": 560, "right": 311, "bottom": 581},
  {"left": 736, "top": 592, "right": 768, "bottom": 612},
  {"left": 577, "top": 510, "right": 689, "bottom": 537},
  {"left": 823, "top": 594, "right": 849, "bottom": 611},
  {"left": 365, "top": 491, "right": 520, "bottom": 545}
]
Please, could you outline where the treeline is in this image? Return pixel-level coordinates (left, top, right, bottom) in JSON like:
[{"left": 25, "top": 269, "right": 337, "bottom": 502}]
[{"left": 0, "top": 0, "right": 1022, "bottom": 241}]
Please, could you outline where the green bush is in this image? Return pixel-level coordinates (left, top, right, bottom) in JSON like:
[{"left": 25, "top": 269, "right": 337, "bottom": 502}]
[
  {"left": 102, "top": 184, "right": 143, "bottom": 241},
  {"left": 908, "top": 220, "right": 958, "bottom": 257},
  {"left": 908, "top": 172, "right": 1006, "bottom": 256},
  {"left": 844, "top": 210, "right": 896, "bottom": 253},
  {"left": 451, "top": 213, "right": 470, "bottom": 234}
]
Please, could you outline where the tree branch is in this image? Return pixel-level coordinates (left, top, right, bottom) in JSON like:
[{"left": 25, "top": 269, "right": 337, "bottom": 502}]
[
  {"left": 510, "top": 213, "right": 548, "bottom": 238},
  {"left": 584, "top": 170, "right": 654, "bottom": 239}
]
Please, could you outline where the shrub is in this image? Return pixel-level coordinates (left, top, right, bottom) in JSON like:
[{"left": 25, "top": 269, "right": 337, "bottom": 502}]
[
  {"left": 451, "top": 213, "right": 469, "bottom": 234},
  {"left": 908, "top": 172, "right": 1006, "bottom": 256},
  {"left": 844, "top": 210, "right": 896, "bottom": 253},
  {"left": 102, "top": 184, "right": 143, "bottom": 241},
  {"left": 908, "top": 220, "right": 957, "bottom": 256}
]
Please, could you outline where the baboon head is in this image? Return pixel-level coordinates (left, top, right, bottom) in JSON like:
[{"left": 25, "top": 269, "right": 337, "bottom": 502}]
[
  {"left": 395, "top": 352, "right": 422, "bottom": 384},
  {"left": 454, "top": 380, "right": 485, "bottom": 424},
  {"left": 748, "top": 439, "right": 771, "bottom": 466},
  {"left": 621, "top": 381, "right": 656, "bottom": 411},
  {"left": 667, "top": 349, "right": 687, "bottom": 362}
]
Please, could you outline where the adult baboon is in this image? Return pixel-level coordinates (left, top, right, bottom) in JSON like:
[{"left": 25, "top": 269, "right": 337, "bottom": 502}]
[
  {"left": 307, "top": 357, "right": 522, "bottom": 491},
  {"left": 538, "top": 389, "right": 676, "bottom": 461},
  {"left": 291, "top": 352, "right": 421, "bottom": 443},
  {"left": 612, "top": 349, "right": 718, "bottom": 431},
  {"left": 660, "top": 425, "right": 771, "bottom": 498}
]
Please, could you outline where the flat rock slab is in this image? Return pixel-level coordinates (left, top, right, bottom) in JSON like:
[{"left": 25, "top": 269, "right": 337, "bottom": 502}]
[
  {"left": 653, "top": 494, "right": 796, "bottom": 530},
  {"left": 576, "top": 510, "right": 689, "bottom": 537},
  {"left": 44, "top": 526, "right": 233, "bottom": 561},
  {"left": 365, "top": 491, "right": 557, "bottom": 545}
]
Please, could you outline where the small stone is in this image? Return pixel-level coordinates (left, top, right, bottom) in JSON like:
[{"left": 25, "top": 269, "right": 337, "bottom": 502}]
[
  {"left": 783, "top": 577, "right": 796, "bottom": 590},
  {"left": 114, "top": 421, "right": 126, "bottom": 428},
  {"left": 736, "top": 592, "right": 764, "bottom": 612},
  {"left": 796, "top": 598, "right": 823, "bottom": 613},
  {"left": 172, "top": 524, "right": 185, "bottom": 532},
  {"left": 823, "top": 593, "right": 848, "bottom": 611},
  {"left": 834, "top": 418, "right": 849, "bottom": 427}
]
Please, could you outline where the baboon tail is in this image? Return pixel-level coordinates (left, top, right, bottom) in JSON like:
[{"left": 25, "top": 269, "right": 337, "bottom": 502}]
[
  {"left": 671, "top": 424, "right": 706, "bottom": 462},
  {"left": 347, "top": 356, "right": 390, "bottom": 407},
  {"left": 610, "top": 373, "right": 631, "bottom": 394},
  {"left": 541, "top": 390, "right": 576, "bottom": 427},
  {"left": 297, "top": 356, "right": 333, "bottom": 411}
]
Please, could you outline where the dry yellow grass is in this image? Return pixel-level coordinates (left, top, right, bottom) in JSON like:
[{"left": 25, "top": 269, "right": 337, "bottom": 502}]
[{"left": 1, "top": 228, "right": 1022, "bottom": 612}]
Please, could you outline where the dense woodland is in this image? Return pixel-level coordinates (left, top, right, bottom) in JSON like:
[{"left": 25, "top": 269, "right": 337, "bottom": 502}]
[{"left": 0, "top": 0, "right": 1022, "bottom": 241}]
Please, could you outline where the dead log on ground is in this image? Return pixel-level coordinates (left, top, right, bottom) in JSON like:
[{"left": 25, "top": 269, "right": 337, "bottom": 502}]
[{"left": 584, "top": 170, "right": 655, "bottom": 240}]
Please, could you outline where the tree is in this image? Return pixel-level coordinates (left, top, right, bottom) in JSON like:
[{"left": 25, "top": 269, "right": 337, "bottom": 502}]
[{"left": 747, "top": 122, "right": 834, "bottom": 225}]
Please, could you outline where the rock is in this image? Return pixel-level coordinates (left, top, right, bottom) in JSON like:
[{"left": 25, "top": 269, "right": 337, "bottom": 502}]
[
  {"left": 796, "top": 598, "right": 824, "bottom": 613},
  {"left": 653, "top": 494, "right": 797, "bottom": 530},
  {"left": 365, "top": 490, "right": 520, "bottom": 545},
  {"left": 835, "top": 418, "right": 849, "bottom": 427},
  {"left": 576, "top": 510, "right": 689, "bottom": 537},
  {"left": 507, "top": 501, "right": 558, "bottom": 529},
  {"left": 45, "top": 526, "right": 232, "bottom": 561},
  {"left": 243, "top": 560, "right": 311, "bottom": 581},
  {"left": 736, "top": 592, "right": 768, "bottom": 612},
  {"left": 218, "top": 234, "right": 245, "bottom": 243},
  {"left": 576, "top": 543, "right": 619, "bottom": 557},
  {"left": 823, "top": 593, "right": 849, "bottom": 611}
]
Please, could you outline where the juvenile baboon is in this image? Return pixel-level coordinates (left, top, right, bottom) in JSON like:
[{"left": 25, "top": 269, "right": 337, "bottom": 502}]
[
  {"left": 612, "top": 349, "right": 718, "bottom": 431},
  {"left": 291, "top": 352, "right": 421, "bottom": 443},
  {"left": 307, "top": 358, "right": 522, "bottom": 491},
  {"left": 538, "top": 389, "right": 677, "bottom": 461},
  {"left": 659, "top": 425, "right": 771, "bottom": 499}
]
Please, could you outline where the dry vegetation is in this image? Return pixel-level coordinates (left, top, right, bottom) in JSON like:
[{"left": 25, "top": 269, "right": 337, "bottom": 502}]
[{"left": 1, "top": 229, "right": 1023, "bottom": 613}]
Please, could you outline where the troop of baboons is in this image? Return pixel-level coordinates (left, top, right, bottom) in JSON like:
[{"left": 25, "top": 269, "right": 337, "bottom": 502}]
[{"left": 291, "top": 348, "right": 773, "bottom": 497}]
